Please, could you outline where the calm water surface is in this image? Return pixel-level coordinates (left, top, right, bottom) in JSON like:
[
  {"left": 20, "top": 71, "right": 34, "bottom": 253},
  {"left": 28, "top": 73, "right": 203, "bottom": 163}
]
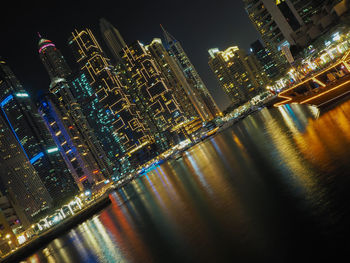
[{"left": 24, "top": 101, "right": 350, "bottom": 263}]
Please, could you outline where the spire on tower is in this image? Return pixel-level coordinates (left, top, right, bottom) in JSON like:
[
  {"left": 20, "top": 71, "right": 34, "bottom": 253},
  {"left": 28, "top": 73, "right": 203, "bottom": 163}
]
[{"left": 160, "top": 24, "right": 177, "bottom": 46}]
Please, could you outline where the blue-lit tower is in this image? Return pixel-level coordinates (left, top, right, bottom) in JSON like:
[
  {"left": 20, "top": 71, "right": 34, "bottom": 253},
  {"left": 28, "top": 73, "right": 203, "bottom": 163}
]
[
  {"left": 0, "top": 113, "right": 52, "bottom": 224},
  {"left": 0, "top": 59, "right": 78, "bottom": 206},
  {"left": 38, "top": 93, "right": 106, "bottom": 191}
]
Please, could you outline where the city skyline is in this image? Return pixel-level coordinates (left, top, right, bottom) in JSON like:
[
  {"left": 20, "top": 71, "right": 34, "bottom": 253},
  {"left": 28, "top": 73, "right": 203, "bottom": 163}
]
[
  {"left": 0, "top": 1, "right": 260, "bottom": 110},
  {"left": 1, "top": 0, "right": 350, "bottom": 260}
]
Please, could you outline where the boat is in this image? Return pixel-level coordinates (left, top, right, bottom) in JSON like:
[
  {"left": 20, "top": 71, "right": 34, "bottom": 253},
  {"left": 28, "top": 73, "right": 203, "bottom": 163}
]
[{"left": 274, "top": 50, "right": 350, "bottom": 108}]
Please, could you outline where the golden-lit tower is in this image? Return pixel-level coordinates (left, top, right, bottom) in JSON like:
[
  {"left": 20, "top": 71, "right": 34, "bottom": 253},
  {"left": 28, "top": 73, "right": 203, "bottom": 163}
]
[
  {"left": 208, "top": 46, "right": 267, "bottom": 106},
  {"left": 122, "top": 41, "right": 185, "bottom": 147},
  {"left": 146, "top": 38, "right": 205, "bottom": 121},
  {"left": 68, "top": 29, "right": 156, "bottom": 166}
]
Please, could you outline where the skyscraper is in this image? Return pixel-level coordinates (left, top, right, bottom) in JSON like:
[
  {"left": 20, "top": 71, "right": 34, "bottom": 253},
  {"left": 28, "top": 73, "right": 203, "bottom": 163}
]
[
  {"left": 38, "top": 93, "right": 104, "bottom": 191},
  {"left": 69, "top": 73, "right": 130, "bottom": 174},
  {"left": 0, "top": 114, "right": 52, "bottom": 224},
  {"left": 243, "top": 0, "right": 305, "bottom": 67},
  {"left": 161, "top": 26, "right": 222, "bottom": 120},
  {"left": 122, "top": 41, "right": 185, "bottom": 147},
  {"left": 0, "top": 59, "right": 78, "bottom": 206},
  {"left": 99, "top": 18, "right": 127, "bottom": 64},
  {"left": 38, "top": 35, "right": 71, "bottom": 83},
  {"left": 37, "top": 36, "right": 115, "bottom": 179},
  {"left": 208, "top": 46, "right": 267, "bottom": 106},
  {"left": 68, "top": 29, "right": 155, "bottom": 168},
  {"left": 146, "top": 38, "right": 200, "bottom": 121}
]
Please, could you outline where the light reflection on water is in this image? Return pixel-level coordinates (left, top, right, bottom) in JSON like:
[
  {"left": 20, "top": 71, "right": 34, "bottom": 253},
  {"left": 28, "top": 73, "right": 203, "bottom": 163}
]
[{"left": 24, "top": 101, "right": 350, "bottom": 263}]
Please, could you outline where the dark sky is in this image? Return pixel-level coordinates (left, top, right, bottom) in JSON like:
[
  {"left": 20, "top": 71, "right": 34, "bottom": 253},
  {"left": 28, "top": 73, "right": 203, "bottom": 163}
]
[{"left": 0, "top": 0, "right": 259, "bottom": 110}]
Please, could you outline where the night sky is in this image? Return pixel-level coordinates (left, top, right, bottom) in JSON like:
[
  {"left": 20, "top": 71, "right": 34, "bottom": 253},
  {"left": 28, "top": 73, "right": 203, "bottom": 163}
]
[{"left": 0, "top": 0, "right": 259, "bottom": 110}]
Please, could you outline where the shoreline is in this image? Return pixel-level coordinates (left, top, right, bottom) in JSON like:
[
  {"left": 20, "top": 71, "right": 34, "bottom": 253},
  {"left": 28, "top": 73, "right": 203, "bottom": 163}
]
[{"left": 0, "top": 193, "right": 112, "bottom": 263}]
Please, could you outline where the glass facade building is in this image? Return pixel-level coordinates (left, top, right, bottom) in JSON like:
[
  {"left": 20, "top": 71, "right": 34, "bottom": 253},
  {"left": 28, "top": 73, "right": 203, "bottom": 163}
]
[
  {"left": 0, "top": 60, "right": 78, "bottom": 209},
  {"left": 208, "top": 46, "right": 267, "bottom": 106},
  {"left": 146, "top": 38, "right": 201, "bottom": 121},
  {"left": 161, "top": 26, "right": 222, "bottom": 120},
  {"left": 122, "top": 41, "right": 185, "bottom": 148},
  {"left": 68, "top": 29, "right": 157, "bottom": 169}
]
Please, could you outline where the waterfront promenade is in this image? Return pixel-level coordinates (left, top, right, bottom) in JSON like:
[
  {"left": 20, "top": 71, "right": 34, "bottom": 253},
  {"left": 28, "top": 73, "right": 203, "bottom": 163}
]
[{"left": 0, "top": 193, "right": 112, "bottom": 263}]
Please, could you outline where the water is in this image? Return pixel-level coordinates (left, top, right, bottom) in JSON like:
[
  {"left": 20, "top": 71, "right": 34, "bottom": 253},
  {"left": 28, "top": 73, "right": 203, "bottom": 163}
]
[{"left": 24, "top": 101, "right": 350, "bottom": 263}]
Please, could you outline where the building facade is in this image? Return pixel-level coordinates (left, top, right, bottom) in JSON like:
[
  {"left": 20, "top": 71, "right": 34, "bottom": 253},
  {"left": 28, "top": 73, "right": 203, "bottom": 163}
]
[
  {"left": 38, "top": 93, "right": 105, "bottom": 191},
  {"left": 68, "top": 29, "right": 156, "bottom": 168},
  {"left": 122, "top": 41, "right": 185, "bottom": 148},
  {"left": 146, "top": 38, "right": 200, "bottom": 121},
  {"left": 243, "top": 0, "right": 305, "bottom": 67},
  {"left": 38, "top": 35, "right": 71, "bottom": 83},
  {"left": 161, "top": 26, "right": 222, "bottom": 120},
  {"left": 0, "top": 114, "right": 52, "bottom": 224},
  {"left": 37, "top": 36, "right": 116, "bottom": 179},
  {"left": 250, "top": 40, "right": 280, "bottom": 79},
  {"left": 0, "top": 60, "right": 78, "bottom": 207},
  {"left": 99, "top": 18, "right": 127, "bottom": 64},
  {"left": 208, "top": 46, "right": 267, "bottom": 106}
]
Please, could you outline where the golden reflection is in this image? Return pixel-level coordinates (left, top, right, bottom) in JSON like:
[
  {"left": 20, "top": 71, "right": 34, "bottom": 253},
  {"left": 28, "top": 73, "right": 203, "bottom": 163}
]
[
  {"left": 261, "top": 108, "right": 317, "bottom": 194},
  {"left": 181, "top": 142, "right": 248, "bottom": 227},
  {"left": 232, "top": 133, "right": 244, "bottom": 150},
  {"left": 293, "top": 101, "right": 350, "bottom": 169},
  {"left": 42, "top": 247, "right": 57, "bottom": 263}
]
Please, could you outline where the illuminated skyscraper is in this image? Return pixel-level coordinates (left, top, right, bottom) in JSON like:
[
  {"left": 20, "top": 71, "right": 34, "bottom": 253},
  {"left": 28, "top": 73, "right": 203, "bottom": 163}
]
[
  {"left": 243, "top": 0, "right": 307, "bottom": 67},
  {"left": 122, "top": 41, "right": 185, "bottom": 146},
  {"left": 69, "top": 73, "right": 130, "bottom": 174},
  {"left": 99, "top": 18, "right": 127, "bottom": 64},
  {"left": 146, "top": 38, "right": 202, "bottom": 121},
  {"left": 37, "top": 36, "right": 115, "bottom": 179},
  {"left": 0, "top": 114, "right": 52, "bottom": 223},
  {"left": 208, "top": 46, "right": 267, "bottom": 105},
  {"left": 0, "top": 60, "right": 78, "bottom": 206},
  {"left": 38, "top": 92, "right": 105, "bottom": 190},
  {"left": 68, "top": 29, "right": 154, "bottom": 168},
  {"left": 161, "top": 26, "right": 222, "bottom": 120},
  {"left": 38, "top": 35, "right": 71, "bottom": 83}
]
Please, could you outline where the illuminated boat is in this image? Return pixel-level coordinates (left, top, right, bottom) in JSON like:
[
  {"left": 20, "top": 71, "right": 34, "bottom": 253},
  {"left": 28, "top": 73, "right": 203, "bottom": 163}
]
[{"left": 274, "top": 51, "right": 350, "bottom": 108}]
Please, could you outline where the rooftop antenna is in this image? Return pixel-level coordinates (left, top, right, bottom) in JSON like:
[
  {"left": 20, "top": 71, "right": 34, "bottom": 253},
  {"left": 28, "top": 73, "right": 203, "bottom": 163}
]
[{"left": 160, "top": 24, "right": 177, "bottom": 45}]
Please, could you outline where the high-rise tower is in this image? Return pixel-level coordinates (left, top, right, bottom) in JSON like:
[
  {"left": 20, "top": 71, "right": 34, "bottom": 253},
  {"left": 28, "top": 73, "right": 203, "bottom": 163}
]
[
  {"left": 38, "top": 93, "right": 105, "bottom": 191},
  {"left": 147, "top": 38, "right": 203, "bottom": 121},
  {"left": 250, "top": 40, "right": 280, "bottom": 79},
  {"left": 161, "top": 26, "right": 222, "bottom": 120},
  {"left": 99, "top": 18, "right": 127, "bottom": 64},
  {"left": 37, "top": 35, "right": 115, "bottom": 180},
  {"left": 208, "top": 46, "right": 267, "bottom": 106},
  {"left": 122, "top": 41, "right": 185, "bottom": 147},
  {"left": 0, "top": 59, "right": 78, "bottom": 206},
  {"left": 68, "top": 29, "right": 155, "bottom": 168},
  {"left": 0, "top": 113, "right": 52, "bottom": 224},
  {"left": 38, "top": 34, "right": 71, "bottom": 83},
  {"left": 243, "top": 0, "right": 306, "bottom": 67}
]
